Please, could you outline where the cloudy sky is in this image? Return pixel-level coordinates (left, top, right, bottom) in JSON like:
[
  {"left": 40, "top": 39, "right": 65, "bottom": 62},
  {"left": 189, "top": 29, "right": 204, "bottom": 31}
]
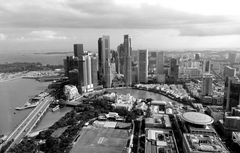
[{"left": 0, "top": 0, "right": 240, "bottom": 52}]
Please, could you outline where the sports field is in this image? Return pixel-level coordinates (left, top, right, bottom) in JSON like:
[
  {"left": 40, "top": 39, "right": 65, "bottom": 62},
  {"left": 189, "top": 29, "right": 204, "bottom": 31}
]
[{"left": 71, "top": 127, "right": 130, "bottom": 153}]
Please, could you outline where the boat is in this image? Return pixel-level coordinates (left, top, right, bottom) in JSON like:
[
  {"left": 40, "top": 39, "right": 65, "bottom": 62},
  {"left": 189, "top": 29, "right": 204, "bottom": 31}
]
[
  {"left": 52, "top": 105, "right": 60, "bottom": 112},
  {"left": 15, "top": 102, "right": 39, "bottom": 110}
]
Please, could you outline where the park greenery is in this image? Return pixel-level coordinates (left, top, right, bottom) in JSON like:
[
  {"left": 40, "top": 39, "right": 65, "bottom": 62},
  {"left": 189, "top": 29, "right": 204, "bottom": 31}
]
[{"left": 9, "top": 92, "right": 143, "bottom": 153}]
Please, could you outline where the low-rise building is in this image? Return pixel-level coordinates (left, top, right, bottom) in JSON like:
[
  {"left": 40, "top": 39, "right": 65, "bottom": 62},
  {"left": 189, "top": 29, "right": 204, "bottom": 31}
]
[
  {"left": 112, "top": 94, "right": 135, "bottom": 111},
  {"left": 181, "top": 112, "right": 216, "bottom": 135},
  {"left": 63, "top": 85, "right": 80, "bottom": 100},
  {"left": 182, "top": 133, "right": 229, "bottom": 153},
  {"left": 145, "top": 114, "right": 171, "bottom": 129},
  {"left": 145, "top": 128, "right": 179, "bottom": 153}
]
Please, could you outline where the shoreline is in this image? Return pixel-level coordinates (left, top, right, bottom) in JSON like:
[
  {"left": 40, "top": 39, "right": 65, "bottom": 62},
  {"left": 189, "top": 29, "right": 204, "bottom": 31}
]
[
  {"left": 0, "top": 70, "right": 59, "bottom": 83},
  {"left": 0, "top": 72, "right": 26, "bottom": 83}
]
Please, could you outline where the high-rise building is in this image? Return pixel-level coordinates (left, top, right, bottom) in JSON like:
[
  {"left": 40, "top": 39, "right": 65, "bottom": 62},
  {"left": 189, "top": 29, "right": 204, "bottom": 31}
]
[
  {"left": 203, "top": 60, "right": 211, "bottom": 73},
  {"left": 195, "top": 53, "right": 200, "bottom": 60},
  {"left": 111, "top": 50, "right": 120, "bottom": 74},
  {"left": 74, "top": 44, "right": 84, "bottom": 58},
  {"left": 64, "top": 44, "right": 93, "bottom": 94},
  {"left": 169, "top": 58, "right": 179, "bottom": 81},
  {"left": 117, "top": 44, "right": 125, "bottom": 75},
  {"left": 85, "top": 53, "right": 93, "bottom": 90},
  {"left": 224, "top": 76, "right": 240, "bottom": 111},
  {"left": 91, "top": 54, "right": 98, "bottom": 87},
  {"left": 156, "top": 51, "right": 164, "bottom": 74},
  {"left": 132, "top": 62, "right": 139, "bottom": 84},
  {"left": 223, "top": 66, "right": 236, "bottom": 79},
  {"left": 148, "top": 51, "right": 157, "bottom": 74},
  {"left": 156, "top": 51, "right": 165, "bottom": 83},
  {"left": 202, "top": 74, "right": 213, "bottom": 96},
  {"left": 123, "top": 35, "right": 132, "bottom": 86},
  {"left": 138, "top": 49, "right": 148, "bottom": 83},
  {"left": 98, "top": 35, "right": 111, "bottom": 87},
  {"left": 228, "top": 52, "right": 237, "bottom": 64},
  {"left": 98, "top": 38, "right": 103, "bottom": 81}
]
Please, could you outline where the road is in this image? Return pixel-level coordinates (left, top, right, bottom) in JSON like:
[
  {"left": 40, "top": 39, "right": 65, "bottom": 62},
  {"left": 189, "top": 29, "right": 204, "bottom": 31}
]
[{"left": 2, "top": 95, "right": 54, "bottom": 152}]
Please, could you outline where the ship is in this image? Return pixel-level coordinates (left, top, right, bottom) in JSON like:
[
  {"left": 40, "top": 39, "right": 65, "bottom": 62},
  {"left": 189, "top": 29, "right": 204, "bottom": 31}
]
[
  {"left": 15, "top": 102, "right": 38, "bottom": 110},
  {"left": 52, "top": 105, "right": 60, "bottom": 112},
  {"left": 15, "top": 91, "right": 49, "bottom": 110}
]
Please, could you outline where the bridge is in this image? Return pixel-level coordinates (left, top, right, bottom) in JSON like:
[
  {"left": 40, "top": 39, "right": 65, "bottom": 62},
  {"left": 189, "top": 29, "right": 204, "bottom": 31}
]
[{"left": 1, "top": 95, "right": 54, "bottom": 152}]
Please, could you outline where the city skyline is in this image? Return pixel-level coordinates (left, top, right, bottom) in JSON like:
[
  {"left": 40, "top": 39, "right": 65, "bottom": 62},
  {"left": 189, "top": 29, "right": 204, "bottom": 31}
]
[{"left": 1, "top": 0, "right": 240, "bottom": 52}]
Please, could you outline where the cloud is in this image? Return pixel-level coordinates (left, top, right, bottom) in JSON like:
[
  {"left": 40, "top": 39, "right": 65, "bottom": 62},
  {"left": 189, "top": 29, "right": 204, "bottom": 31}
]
[
  {"left": 0, "top": 0, "right": 239, "bottom": 36},
  {"left": 0, "top": 33, "right": 6, "bottom": 40},
  {"left": 18, "top": 30, "right": 67, "bottom": 40},
  {"left": 179, "top": 24, "right": 240, "bottom": 36}
]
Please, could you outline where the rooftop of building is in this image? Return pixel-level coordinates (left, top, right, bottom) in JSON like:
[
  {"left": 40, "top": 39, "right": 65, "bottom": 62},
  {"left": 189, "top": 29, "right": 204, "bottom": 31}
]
[
  {"left": 145, "top": 128, "right": 179, "bottom": 153},
  {"left": 183, "top": 133, "right": 229, "bottom": 153},
  {"left": 207, "top": 105, "right": 224, "bottom": 113},
  {"left": 151, "top": 100, "right": 167, "bottom": 105},
  {"left": 182, "top": 112, "right": 214, "bottom": 125},
  {"left": 145, "top": 114, "right": 171, "bottom": 128}
]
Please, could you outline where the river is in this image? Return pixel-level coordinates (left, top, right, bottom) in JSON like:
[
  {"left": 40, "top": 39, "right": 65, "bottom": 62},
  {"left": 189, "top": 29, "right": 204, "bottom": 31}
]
[
  {"left": 0, "top": 78, "right": 179, "bottom": 136},
  {"left": 0, "top": 78, "right": 71, "bottom": 135}
]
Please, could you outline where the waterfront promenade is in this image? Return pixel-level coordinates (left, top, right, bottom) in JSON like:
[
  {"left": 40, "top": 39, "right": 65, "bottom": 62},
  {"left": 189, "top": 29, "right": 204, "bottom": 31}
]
[{"left": 1, "top": 95, "right": 54, "bottom": 152}]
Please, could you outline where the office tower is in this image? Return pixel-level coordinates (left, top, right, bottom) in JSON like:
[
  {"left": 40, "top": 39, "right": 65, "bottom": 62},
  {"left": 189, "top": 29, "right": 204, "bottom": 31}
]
[
  {"left": 86, "top": 54, "right": 93, "bottom": 90},
  {"left": 91, "top": 54, "right": 98, "bottom": 87},
  {"left": 223, "top": 66, "right": 236, "bottom": 79},
  {"left": 203, "top": 60, "right": 211, "bottom": 73},
  {"left": 98, "top": 38, "right": 103, "bottom": 81},
  {"left": 224, "top": 76, "right": 240, "bottom": 111},
  {"left": 156, "top": 51, "right": 165, "bottom": 83},
  {"left": 117, "top": 44, "right": 125, "bottom": 74},
  {"left": 77, "top": 56, "right": 87, "bottom": 93},
  {"left": 148, "top": 51, "right": 157, "bottom": 74},
  {"left": 132, "top": 62, "right": 139, "bottom": 84},
  {"left": 169, "top": 58, "right": 179, "bottom": 81},
  {"left": 111, "top": 50, "right": 120, "bottom": 74},
  {"left": 64, "top": 44, "right": 93, "bottom": 94},
  {"left": 98, "top": 35, "right": 111, "bottom": 87},
  {"left": 195, "top": 53, "right": 200, "bottom": 60},
  {"left": 105, "top": 62, "right": 112, "bottom": 88},
  {"left": 156, "top": 51, "right": 164, "bottom": 74},
  {"left": 228, "top": 52, "right": 236, "bottom": 64},
  {"left": 202, "top": 74, "right": 213, "bottom": 96},
  {"left": 123, "top": 34, "right": 132, "bottom": 86},
  {"left": 138, "top": 49, "right": 148, "bottom": 83},
  {"left": 74, "top": 44, "right": 84, "bottom": 58},
  {"left": 68, "top": 69, "right": 79, "bottom": 85}
]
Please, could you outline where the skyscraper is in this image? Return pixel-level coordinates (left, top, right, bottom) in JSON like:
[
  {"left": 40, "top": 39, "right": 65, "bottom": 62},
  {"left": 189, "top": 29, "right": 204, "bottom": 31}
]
[
  {"left": 117, "top": 44, "right": 125, "bottom": 75},
  {"left": 85, "top": 53, "right": 93, "bottom": 91},
  {"left": 228, "top": 52, "right": 237, "bottom": 64},
  {"left": 195, "top": 53, "right": 200, "bottom": 60},
  {"left": 91, "top": 54, "right": 98, "bottom": 87},
  {"left": 156, "top": 51, "right": 165, "bottom": 83},
  {"left": 156, "top": 51, "right": 164, "bottom": 74},
  {"left": 98, "top": 38, "right": 103, "bottom": 81},
  {"left": 74, "top": 44, "right": 84, "bottom": 58},
  {"left": 98, "top": 35, "right": 111, "bottom": 87},
  {"left": 202, "top": 74, "right": 213, "bottom": 96},
  {"left": 64, "top": 44, "right": 93, "bottom": 94},
  {"left": 223, "top": 66, "right": 236, "bottom": 79},
  {"left": 123, "top": 34, "right": 132, "bottom": 86},
  {"left": 203, "top": 60, "right": 211, "bottom": 73},
  {"left": 138, "top": 49, "right": 148, "bottom": 83},
  {"left": 224, "top": 76, "right": 240, "bottom": 111},
  {"left": 169, "top": 58, "right": 179, "bottom": 81}
]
